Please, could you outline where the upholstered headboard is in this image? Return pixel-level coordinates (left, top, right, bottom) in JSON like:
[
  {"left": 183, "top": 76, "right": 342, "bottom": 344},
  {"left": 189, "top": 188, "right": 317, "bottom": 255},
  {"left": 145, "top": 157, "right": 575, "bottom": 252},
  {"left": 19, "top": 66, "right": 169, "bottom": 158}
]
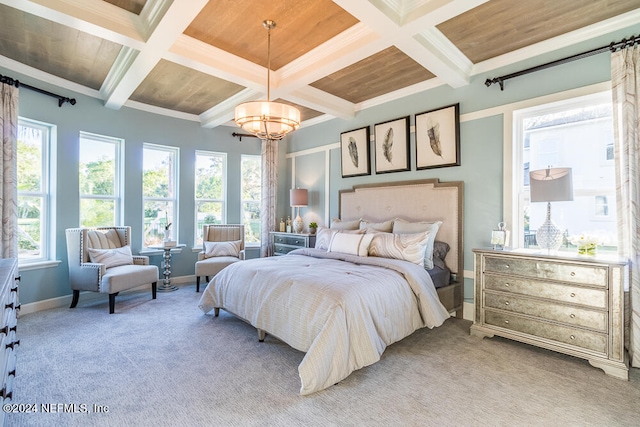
[{"left": 339, "top": 179, "right": 464, "bottom": 280}]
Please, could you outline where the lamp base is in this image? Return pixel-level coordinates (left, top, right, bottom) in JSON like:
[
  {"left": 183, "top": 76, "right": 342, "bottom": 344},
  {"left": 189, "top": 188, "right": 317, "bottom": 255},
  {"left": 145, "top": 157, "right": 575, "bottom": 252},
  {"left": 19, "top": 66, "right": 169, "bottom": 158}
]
[
  {"left": 293, "top": 215, "right": 304, "bottom": 234},
  {"left": 536, "top": 218, "right": 563, "bottom": 252}
]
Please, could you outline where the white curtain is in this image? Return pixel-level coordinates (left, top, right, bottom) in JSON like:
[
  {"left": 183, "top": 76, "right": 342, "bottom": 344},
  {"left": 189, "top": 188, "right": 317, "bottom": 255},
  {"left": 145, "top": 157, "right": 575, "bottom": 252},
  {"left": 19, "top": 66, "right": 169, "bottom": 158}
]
[
  {"left": 612, "top": 44, "right": 640, "bottom": 367},
  {"left": 260, "top": 139, "right": 278, "bottom": 257},
  {"left": 0, "top": 82, "right": 19, "bottom": 258}
]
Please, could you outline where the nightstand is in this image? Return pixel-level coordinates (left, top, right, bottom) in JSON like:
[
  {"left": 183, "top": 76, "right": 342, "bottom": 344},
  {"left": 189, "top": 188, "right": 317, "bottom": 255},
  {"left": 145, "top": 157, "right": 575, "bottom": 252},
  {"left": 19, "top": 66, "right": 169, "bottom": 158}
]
[
  {"left": 471, "top": 248, "right": 629, "bottom": 380},
  {"left": 270, "top": 232, "right": 316, "bottom": 256}
]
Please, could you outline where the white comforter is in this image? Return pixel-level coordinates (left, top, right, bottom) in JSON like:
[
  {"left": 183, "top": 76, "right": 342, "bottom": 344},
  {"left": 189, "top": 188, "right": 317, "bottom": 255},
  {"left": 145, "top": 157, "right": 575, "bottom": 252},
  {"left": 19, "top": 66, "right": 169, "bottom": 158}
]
[{"left": 198, "top": 248, "right": 450, "bottom": 395}]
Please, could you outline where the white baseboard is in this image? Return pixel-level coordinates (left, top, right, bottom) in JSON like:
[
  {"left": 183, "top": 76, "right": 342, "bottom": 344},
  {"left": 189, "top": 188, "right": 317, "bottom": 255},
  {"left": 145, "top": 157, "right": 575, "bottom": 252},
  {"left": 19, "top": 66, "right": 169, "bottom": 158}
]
[
  {"left": 19, "top": 275, "right": 197, "bottom": 315},
  {"left": 463, "top": 301, "right": 474, "bottom": 322}
]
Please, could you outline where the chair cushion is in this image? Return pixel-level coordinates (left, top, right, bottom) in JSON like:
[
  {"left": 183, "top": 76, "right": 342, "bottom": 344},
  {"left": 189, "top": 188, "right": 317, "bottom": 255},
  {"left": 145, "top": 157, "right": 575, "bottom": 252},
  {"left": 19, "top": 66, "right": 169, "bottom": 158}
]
[
  {"left": 195, "top": 256, "right": 241, "bottom": 277},
  {"left": 88, "top": 246, "right": 134, "bottom": 269},
  {"left": 204, "top": 240, "right": 242, "bottom": 258},
  {"left": 100, "top": 264, "right": 158, "bottom": 294}
]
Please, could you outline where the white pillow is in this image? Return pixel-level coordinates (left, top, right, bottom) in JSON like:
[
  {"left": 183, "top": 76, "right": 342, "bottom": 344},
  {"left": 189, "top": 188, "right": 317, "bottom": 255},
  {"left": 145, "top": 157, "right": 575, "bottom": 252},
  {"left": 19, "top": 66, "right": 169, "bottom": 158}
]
[
  {"left": 392, "top": 219, "right": 442, "bottom": 269},
  {"left": 204, "top": 240, "right": 242, "bottom": 258},
  {"left": 368, "top": 231, "right": 430, "bottom": 265},
  {"left": 88, "top": 246, "right": 134, "bottom": 269},
  {"left": 315, "top": 227, "right": 364, "bottom": 250},
  {"left": 328, "top": 232, "right": 373, "bottom": 257},
  {"left": 359, "top": 219, "right": 393, "bottom": 233},
  {"left": 330, "top": 218, "right": 361, "bottom": 230}
]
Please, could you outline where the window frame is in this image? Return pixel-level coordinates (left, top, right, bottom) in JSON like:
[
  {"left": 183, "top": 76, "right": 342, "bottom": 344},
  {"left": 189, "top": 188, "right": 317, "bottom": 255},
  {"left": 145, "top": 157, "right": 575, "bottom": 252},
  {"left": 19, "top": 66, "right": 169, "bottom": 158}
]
[
  {"left": 512, "top": 90, "right": 616, "bottom": 251},
  {"left": 241, "top": 154, "right": 262, "bottom": 247},
  {"left": 78, "top": 131, "right": 124, "bottom": 227},
  {"left": 142, "top": 143, "right": 179, "bottom": 247},
  {"left": 17, "top": 117, "right": 54, "bottom": 265},
  {"left": 193, "top": 150, "right": 227, "bottom": 246}
]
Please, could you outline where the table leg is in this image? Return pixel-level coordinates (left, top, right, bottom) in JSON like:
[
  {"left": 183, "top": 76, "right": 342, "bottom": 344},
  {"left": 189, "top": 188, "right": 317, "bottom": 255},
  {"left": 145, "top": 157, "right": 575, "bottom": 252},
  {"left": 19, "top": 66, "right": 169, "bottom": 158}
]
[{"left": 157, "top": 248, "right": 178, "bottom": 292}]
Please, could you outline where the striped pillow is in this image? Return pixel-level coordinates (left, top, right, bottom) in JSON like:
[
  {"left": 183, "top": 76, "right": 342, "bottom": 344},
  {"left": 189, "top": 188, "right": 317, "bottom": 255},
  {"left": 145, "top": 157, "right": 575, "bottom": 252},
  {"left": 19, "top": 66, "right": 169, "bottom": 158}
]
[
  {"left": 368, "top": 231, "right": 431, "bottom": 265},
  {"left": 88, "top": 246, "right": 134, "bottom": 269},
  {"left": 328, "top": 232, "right": 374, "bottom": 257},
  {"left": 315, "top": 227, "right": 365, "bottom": 250}
]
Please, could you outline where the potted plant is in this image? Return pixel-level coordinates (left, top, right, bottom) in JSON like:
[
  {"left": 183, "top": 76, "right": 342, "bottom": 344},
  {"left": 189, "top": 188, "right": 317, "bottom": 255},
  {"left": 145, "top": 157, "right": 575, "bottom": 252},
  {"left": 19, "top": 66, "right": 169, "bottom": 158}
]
[{"left": 308, "top": 222, "right": 318, "bottom": 235}]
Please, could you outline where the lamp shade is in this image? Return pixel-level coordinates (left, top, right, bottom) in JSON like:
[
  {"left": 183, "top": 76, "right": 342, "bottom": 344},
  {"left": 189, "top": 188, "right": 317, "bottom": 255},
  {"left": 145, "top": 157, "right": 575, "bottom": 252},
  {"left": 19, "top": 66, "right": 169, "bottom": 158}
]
[
  {"left": 290, "top": 188, "right": 308, "bottom": 207},
  {"left": 530, "top": 167, "right": 573, "bottom": 202}
]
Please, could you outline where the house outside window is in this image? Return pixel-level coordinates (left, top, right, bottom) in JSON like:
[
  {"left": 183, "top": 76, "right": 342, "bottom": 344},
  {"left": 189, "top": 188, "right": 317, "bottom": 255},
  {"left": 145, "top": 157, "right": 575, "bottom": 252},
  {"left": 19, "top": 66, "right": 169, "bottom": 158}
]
[
  {"left": 241, "top": 155, "right": 261, "bottom": 245},
  {"left": 514, "top": 92, "right": 617, "bottom": 252},
  {"left": 143, "top": 144, "right": 178, "bottom": 247},
  {"left": 194, "top": 151, "right": 226, "bottom": 245},
  {"left": 79, "top": 132, "right": 123, "bottom": 227},
  {"left": 17, "top": 118, "right": 53, "bottom": 263}
]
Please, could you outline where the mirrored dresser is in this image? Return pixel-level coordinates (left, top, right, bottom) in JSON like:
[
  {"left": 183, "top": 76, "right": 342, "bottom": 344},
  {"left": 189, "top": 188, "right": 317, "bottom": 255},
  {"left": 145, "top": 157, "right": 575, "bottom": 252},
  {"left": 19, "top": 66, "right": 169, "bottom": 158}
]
[{"left": 471, "top": 248, "right": 628, "bottom": 380}]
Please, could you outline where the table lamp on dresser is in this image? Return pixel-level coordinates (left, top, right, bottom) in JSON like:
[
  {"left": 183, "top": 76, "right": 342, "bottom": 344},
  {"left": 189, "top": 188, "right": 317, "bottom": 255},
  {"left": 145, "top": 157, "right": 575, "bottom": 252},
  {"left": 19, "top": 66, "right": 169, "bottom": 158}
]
[
  {"left": 290, "top": 188, "right": 308, "bottom": 234},
  {"left": 529, "top": 167, "right": 573, "bottom": 252}
]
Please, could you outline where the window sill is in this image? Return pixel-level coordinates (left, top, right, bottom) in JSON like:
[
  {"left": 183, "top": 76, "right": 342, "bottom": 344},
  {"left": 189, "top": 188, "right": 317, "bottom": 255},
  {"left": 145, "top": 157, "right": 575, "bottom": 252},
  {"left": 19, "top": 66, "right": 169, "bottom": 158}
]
[{"left": 18, "top": 260, "right": 62, "bottom": 271}]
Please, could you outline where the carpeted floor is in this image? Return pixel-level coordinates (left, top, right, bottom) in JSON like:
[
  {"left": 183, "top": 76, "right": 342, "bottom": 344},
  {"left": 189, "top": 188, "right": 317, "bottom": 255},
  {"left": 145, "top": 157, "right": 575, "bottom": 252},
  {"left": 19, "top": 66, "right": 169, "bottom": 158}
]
[{"left": 7, "top": 284, "right": 640, "bottom": 426}]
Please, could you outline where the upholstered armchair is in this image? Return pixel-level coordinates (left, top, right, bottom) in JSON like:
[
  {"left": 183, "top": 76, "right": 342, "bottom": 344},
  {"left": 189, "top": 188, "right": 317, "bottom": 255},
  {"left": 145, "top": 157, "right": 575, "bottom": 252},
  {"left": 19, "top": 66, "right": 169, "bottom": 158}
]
[
  {"left": 195, "top": 224, "right": 245, "bottom": 292},
  {"left": 65, "top": 226, "right": 159, "bottom": 314}
]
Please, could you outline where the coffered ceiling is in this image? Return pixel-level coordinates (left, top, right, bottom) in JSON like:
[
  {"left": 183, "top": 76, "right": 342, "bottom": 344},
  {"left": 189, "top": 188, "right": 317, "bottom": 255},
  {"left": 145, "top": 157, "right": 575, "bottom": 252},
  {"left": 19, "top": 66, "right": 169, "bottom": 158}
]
[{"left": 0, "top": 0, "right": 639, "bottom": 129}]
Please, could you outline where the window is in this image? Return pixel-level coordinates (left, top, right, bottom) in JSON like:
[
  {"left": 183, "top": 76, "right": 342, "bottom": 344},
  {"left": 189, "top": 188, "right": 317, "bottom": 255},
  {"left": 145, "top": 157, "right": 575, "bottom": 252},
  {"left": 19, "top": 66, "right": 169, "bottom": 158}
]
[
  {"left": 79, "top": 132, "right": 123, "bottom": 227},
  {"left": 241, "top": 155, "right": 261, "bottom": 245},
  {"left": 17, "top": 118, "right": 53, "bottom": 263},
  {"left": 143, "top": 144, "right": 178, "bottom": 247},
  {"left": 514, "top": 92, "right": 617, "bottom": 252},
  {"left": 194, "top": 151, "right": 226, "bottom": 245}
]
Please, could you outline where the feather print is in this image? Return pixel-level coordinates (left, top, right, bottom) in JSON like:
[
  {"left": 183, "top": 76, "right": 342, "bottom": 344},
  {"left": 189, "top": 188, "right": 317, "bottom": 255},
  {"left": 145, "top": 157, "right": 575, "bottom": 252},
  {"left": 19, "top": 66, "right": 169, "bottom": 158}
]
[
  {"left": 348, "top": 137, "right": 359, "bottom": 167},
  {"left": 383, "top": 127, "right": 393, "bottom": 163},
  {"left": 426, "top": 117, "right": 443, "bottom": 158}
]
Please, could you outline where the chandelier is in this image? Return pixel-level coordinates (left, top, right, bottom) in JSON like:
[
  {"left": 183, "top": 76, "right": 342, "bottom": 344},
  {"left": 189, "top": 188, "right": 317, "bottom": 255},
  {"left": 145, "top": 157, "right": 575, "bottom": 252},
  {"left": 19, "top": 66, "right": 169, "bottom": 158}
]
[{"left": 234, "top": 20, "right": 301, "bottom": 141}]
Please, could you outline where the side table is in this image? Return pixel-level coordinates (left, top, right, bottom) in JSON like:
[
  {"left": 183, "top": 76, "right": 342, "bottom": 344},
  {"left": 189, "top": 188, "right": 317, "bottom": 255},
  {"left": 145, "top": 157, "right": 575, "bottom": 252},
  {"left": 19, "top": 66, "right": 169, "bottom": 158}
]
[{"left": 149, "top": 243, "right": 186, "bottom": 292}]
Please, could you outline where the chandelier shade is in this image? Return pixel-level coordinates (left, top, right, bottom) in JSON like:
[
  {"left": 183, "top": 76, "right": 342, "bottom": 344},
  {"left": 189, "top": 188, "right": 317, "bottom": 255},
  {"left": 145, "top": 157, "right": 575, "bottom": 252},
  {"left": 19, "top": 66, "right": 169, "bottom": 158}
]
[
  {"left": 234, "top": 100, "right": 300, "bottom": 141},
  {"left": 234, "top": 20, "right": 301, "bottom": 141}
]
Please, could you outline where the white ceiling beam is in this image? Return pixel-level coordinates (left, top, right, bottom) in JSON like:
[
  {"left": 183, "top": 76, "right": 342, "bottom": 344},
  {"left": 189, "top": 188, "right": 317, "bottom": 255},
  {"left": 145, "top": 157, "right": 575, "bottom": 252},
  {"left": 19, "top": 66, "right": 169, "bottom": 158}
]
[
  {"left": 101, "top": 0, "right": 208, "bottom": 109},
  {"left": 199, "top": 88, "right": 262, "bottom": 129},
  {"left": 286, "top": 86, "right": 356, "bottom": 120}
]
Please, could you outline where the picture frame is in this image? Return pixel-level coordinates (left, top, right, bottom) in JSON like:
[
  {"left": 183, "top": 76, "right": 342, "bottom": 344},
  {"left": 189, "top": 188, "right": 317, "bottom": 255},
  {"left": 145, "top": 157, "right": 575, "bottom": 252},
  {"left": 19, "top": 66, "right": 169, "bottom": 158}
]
[
  {"left": 415, "top": 103, "right": 460, "bottom": 169},
  {"left": 340, "top": 126, "right": 371, "bottom": 178},
  {"left": 374, "top": 116, "right": 410, "bottom": 174}
]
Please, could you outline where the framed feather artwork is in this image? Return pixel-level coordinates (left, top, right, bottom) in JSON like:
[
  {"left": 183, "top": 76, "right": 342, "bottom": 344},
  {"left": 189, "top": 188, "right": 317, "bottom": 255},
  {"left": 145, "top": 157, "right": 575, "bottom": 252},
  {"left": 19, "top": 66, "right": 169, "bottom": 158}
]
[
  {"left": 373, "top": 116, "right": 410, "bottom": 174},
  {"left": 415, "top": 103, "right": 460, "bottom": 170},
  {"left": 340, "top": 126, "right": 371, "bottom": 178}
]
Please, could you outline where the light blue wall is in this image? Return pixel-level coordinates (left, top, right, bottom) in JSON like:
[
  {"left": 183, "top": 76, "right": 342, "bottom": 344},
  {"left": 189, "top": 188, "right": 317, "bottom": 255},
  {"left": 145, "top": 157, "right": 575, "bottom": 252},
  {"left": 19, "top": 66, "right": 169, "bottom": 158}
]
[{"left": 6, "top": 23, "right": 639, "bottom": 307}]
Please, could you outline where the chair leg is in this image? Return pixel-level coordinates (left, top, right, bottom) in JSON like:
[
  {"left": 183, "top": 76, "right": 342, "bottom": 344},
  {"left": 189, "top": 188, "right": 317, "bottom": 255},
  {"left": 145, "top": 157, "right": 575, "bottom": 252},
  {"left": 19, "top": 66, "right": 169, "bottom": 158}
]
[
  {"left": 152, "top": 281, "right": 157, "bottom": 299},
  {"left": 196, "top": 276, "right": 200, "bottom": 293},
  {"left": 109, "top": 293, "right": 116, "bottom": 314},
  {"left": 70, "top": 290, "right": 80, "bottom": 309}
]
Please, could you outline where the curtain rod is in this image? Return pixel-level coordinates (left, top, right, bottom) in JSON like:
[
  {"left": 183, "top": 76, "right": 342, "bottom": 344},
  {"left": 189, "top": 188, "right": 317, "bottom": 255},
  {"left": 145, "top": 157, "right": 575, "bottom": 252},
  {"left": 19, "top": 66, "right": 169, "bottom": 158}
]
[
  {"left": 0, "top": 73, "right": 76, "bottom": 107},
  {"left": 232, "top": 132, "right": 259, "bottom": 141},
  {"left": 485, "top": 34, "right": 639, "bottom": 91}
]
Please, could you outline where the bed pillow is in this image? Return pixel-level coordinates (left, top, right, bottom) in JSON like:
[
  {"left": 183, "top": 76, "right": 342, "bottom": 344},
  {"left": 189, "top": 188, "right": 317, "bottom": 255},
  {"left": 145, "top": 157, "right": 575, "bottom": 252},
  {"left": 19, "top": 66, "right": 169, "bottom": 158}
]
[
  {"left": 315, "top": 227, "right": 364, "bottom": 250},
  {"left": 330, "top": 218, "right": 361, "bottom": 230},
  {"left": 328, "top": 232, "right": 374, "bottom": 257},
  {"left": 392, "top": 219, "right": 442, "bottom": 270},
  {"left": 204, "top": 240, "right": 242, "bottom": 258},
  {"left": 368, "top": 231, "right": 430, "bottom": 265},
  {"left": 88, "top": 245, "right": 134, "bottom": 269},
  {"left": 359, "top": 219, "right": 393, "bottom": 233},
  {"left": 432, "top": 240, "right": 450, "bottom": 270}
]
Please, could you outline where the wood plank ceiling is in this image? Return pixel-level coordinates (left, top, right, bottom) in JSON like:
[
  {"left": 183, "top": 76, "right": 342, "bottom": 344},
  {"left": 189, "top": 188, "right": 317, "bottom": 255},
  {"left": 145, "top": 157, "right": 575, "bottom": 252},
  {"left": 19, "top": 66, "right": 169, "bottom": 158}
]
[{"left": 0, "top": 0, "right": 638, "bottom": 129}]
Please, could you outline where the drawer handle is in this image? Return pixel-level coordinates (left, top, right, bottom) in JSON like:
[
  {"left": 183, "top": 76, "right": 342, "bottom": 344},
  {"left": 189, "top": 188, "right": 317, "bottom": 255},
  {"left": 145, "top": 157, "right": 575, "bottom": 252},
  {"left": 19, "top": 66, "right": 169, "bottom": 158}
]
[
  {"left": 570, "top": 314, "right": 576, "bottom": 319},
  {"left": 570, "top": 272, "right": 576, "bottom": 276},
  {"left": 504, "top": 283, "right": 510, "bottom": 287},
  {"left": 504, "top": 320, "right": 509, "bottom": 324},
  {"left": 504, "top": 264, "right": 510, "bottom": 269},
  {"left": 570, "top": 293, "right": 576, "bottom": 298},
  {"left": 570, "top": 335, "right": 576, "bottom": 340},
  {"left": 504, "top": 301, "right": 510, "bottom": 306}
]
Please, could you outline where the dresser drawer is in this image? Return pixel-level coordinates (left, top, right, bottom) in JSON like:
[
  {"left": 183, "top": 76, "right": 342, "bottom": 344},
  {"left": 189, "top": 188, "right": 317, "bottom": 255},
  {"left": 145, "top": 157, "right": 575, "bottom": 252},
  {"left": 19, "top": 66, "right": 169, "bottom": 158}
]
[
  {"left": 273, "top": 234, "right": 307, "bottom": 247},
  {"left": 484, "top": 309, "right": 607, "bottom": 354},
  {"left": 483, "top": 255, "right": 608, "bottom": 287},
  {"left": 484, "top": 292, "right": 607, "bottom": 332},
  {"left": 484, "top": 273, "right": 606, "bottom": 309}
]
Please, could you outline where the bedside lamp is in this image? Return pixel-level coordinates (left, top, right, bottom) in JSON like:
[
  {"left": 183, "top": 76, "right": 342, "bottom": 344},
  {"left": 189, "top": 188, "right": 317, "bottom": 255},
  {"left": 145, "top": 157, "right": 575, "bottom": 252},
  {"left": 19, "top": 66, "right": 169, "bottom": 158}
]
[
  {"left": 290, "top": 188, "right": 308, "bottom": 234},
  {"left": 529, "top": 167, "right": 573, "bottom": 252}
]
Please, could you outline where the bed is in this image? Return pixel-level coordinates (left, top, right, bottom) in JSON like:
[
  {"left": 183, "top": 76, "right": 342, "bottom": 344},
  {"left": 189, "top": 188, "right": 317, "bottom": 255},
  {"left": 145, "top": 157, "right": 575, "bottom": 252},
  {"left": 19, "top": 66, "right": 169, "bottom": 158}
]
[{"left": 199, "top": 179, "right": 464, "bottom": 395}]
